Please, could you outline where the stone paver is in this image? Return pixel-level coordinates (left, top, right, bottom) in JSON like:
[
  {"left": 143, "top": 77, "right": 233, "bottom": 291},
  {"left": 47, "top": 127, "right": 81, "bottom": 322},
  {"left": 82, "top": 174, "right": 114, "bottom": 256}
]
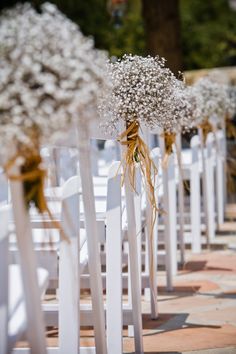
[
  {"left": 184, "top": 348, "right": 236, "bottom": 354},
  {"left": 16, "top": 237, "right": 236, "bottom": 353},
  {"left": 124, "top": 247, "right": 236, "bottom": 353}
]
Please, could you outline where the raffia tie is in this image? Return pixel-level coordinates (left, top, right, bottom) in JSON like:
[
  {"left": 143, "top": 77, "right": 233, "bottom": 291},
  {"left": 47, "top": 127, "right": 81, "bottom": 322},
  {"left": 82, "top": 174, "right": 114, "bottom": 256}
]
[
  {"left": 162, "top": 131, "right": 176, "bottom": 169},
  {"left": 118, "top": 121, "right": 158, "bottom": 294},
  {"left": 118, "top": 121, "right": 158, "bottom": 215},
  {"left": 198, "top": 119, "right": 213, "bottom": 145},
  {"left": 226, "top": 114, "right": 236, "bottom": 140},
  {"left": 5, "top": 150, "right": 69, "bottom": 243},
  {"left": 224, "top": 114, "right": 236, "bottom": 196}
]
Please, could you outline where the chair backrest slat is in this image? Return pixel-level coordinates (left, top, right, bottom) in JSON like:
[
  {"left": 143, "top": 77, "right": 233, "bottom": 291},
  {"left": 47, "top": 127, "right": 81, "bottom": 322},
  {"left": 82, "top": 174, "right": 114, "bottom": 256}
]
[
  {"left": 9, "top": 164, "right": 47, "bottom": 354},
  {"left": 0, "top": 206, "right": 10, "bottom": 354},
  {"left": 59, "top": 176, "right": 81, "bottom": 354},
  {"left": 106, "top": 161, "right": 123, "bottom": 354}
]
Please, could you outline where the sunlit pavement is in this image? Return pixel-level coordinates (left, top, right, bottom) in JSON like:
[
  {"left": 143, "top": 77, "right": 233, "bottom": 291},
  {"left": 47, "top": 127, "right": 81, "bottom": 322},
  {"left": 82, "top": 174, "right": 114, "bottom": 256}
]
[{"left": 16, "top": 212, "right": 236, "bottom": 354}]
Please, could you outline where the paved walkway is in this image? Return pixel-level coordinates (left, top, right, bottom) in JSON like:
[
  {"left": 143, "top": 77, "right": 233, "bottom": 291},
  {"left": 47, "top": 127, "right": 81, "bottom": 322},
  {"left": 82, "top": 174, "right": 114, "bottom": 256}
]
[
  {"left": 16, "top": 228, "right": 236, "bottom": 353},
  {"left": 74, "top": 234, "right": 236, "bottom": 353},
  {"left": 123, "top": 234, "right": 236, "bottom": 353}
]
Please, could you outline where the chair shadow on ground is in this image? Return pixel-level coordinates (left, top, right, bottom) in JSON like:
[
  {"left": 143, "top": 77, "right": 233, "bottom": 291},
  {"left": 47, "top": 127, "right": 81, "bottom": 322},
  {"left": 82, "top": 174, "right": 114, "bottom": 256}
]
[
  {"left": 157, "top": 282, "right": 236, "bottom": 302},
  {"left": 217, "top": 291, "right": 236, "bottom": 299},
  {"left": 142, "top": 313, "right": 221, "bottom": 335},
  {"left": 180, "top": 260, "right": 233, "bottom": 273},
  {"left": 130, "top": 352, "right": 181, "bottom": 354},
  {"left": 157, "top": 284, "right": 201, "bottom": 295},
  {"left": 156, "top": 283, "right": 208, "bottom": 302}
]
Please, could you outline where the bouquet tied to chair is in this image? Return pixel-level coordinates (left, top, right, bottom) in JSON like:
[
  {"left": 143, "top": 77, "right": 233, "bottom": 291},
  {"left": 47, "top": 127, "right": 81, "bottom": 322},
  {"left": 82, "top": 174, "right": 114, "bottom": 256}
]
[
  {"left": 99, "top": 54, "right": 196, "bottom": 236},
  {"left": 0, "top": 3, "right": 107, "bottom": 236},
  {"left": 191, "top": 76, "right": 231, "bottom": 145}
]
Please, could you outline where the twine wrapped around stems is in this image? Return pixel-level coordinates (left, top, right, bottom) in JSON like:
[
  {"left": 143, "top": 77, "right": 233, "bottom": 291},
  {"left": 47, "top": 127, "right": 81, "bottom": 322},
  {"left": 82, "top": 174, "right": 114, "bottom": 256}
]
[
  {"left": 5, "top": 146, "right": 68, "bottom": 242},
  {"left": 225, "top": 114, "right": 236, "bottom": 198},
  {"left": 118, "top": 120, "right": 158, "bottom": 306},
  {"left": 198, "top": 119, "right": 213, "bottom": 145},
  {"left": 226, "top": 114, "right": 236, "bottom": 140},
  {"left": 162, "top": 131, "right": 176, "bottom": 169},
  {"left": 118, "top": 120, "right": 158, "bottom": 217}
]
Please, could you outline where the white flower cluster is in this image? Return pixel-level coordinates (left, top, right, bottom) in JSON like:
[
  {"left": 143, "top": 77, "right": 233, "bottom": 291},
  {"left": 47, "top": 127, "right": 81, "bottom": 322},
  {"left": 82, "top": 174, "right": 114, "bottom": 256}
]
[
  {"left": 192, "top": 76, "right": 230, "bottom": 126},
  {"left": 227, "top": 85, "right": 236, "bottom": 118},
  {"left": 169, "top": 81, "right": 198, "bottom": 133},
  {"left": 205, "top": 70, "right": 236, "bottom": 121},
  {"left": 99, "top": 54, "right": 194, "bottom": 134},
  {"left": 0, "top": 2, "right": 107, "bottom": 163}
]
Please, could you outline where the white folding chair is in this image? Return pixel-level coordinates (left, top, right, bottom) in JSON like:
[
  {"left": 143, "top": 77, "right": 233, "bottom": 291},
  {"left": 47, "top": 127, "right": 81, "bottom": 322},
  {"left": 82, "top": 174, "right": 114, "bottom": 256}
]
[
  {"left": 140, "top": 128, "right": 158, "bottom": 319},
  {"left": 0, "top": 170, "right": 49, "bottom": 354},
  {"left": 77, "top": 125, "right": 107, "bottom": 354},
  {"left": 181, "top": 134, "right": 202, "bottom": 253},
  {"left": 199, "top": 129, "right": 216, "bottom": 244},
  {"left": 175, "top": 133, "right": 185, "bottom": 264},
  {"left": 41, "top": 175, "right": 103, "bottom": 354},
  {"left": 58, "top": 176, "right": 81, "bottom": 354},
  {"left": 190, "top": 135, "right": 202, "bottom": 253},
  {"left": 36, "top": 123, "right": 144, "bottom": 353},
  {"left": 78, "top": 120, "right": 143, "bottom": 354},
  {"left": 205, "top": 132, "right": 216, "bottom": 242},
  {"left": 159, "top": 135, "right": 178, "bottom": 291},
  {"left": 106, "top": 162, "right": 123, "bottom": 354},
  {"left": 215, "top": 129, "right": 226, "bottom": 227}
]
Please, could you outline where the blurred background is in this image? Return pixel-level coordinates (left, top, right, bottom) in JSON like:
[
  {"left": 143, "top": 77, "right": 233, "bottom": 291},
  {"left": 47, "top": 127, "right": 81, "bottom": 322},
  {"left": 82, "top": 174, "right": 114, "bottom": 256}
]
[
  {"left": 1, "top": 0, "right": 236, "bottom": 200},
  {"left": 1, "top": 0, "right": 236, "bottom": 76}
]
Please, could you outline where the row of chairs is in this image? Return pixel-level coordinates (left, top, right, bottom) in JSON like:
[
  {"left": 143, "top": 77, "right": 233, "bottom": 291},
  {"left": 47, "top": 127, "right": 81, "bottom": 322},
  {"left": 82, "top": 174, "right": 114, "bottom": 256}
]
[{"left": 0, "top": 122, "right": 226, "bottom": 353}]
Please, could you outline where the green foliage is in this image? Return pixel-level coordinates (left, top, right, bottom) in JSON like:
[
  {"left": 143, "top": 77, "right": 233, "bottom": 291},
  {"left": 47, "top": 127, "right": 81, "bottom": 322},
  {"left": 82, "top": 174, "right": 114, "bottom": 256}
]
[
  {"left": 1, "top": 0, "right": 236, "bottom": 69},
  {"left": 180, "top": 0, "right": 236, "bottom": 69},
  {"left": 63, "top": 0, "right": 145, "bottom": 57},
  {"left": 0, "top": 0, "right": 145, "bottom": 57},
  {"left": 107, "top": 0, "right": 145, "bottom": 57}
]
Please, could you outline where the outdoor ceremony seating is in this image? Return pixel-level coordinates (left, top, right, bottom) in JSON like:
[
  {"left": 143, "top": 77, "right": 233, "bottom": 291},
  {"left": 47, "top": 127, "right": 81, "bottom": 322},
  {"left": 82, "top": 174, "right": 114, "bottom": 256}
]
[
  {"left": 0, "top": 180, "right": 49, "bottom": 354},
  {"left": 28, "top": 123, "right": 144, "bottom": 352},
  {"left": 1, "top": 4, "right": 235, "bottom": 353},
  {"left": 0, "top": 125, "right": 228, "bottom": 354},
  {"left": 1, "top": 118, "right": 228, "bottom": 354}
]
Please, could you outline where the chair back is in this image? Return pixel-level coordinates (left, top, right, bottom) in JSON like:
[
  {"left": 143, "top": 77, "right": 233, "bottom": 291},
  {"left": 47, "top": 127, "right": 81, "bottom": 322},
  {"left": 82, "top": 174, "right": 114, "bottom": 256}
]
[
  {"left": 191, "top": 134, "right": 201, "bottom": 166},
  {"left": 106, "top": 161, "right": 123, "bottom": 354},
  {"left": 59, "top": 176, "right": 81, "bottom": 354},
  {"left": 0, "top": 206, "right": 10, "bottom": 354},
  {"left": 205, "top": 132, "right": 216, "bottom": 241},
  {"left": 9, "top": 164, "right": 47, "bottom": 354}
]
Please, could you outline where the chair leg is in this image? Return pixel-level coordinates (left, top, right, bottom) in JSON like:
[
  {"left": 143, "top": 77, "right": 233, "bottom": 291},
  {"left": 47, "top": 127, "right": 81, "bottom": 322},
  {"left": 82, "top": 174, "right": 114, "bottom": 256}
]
[
  {"left": 10, "top": 170, "right": 47, "bottom": 354},
  {"left": 78, "top": 134, "right": 107, "bottom": 354},
  {"left": 191, "top": 171, "right": 201, "bottom": 253},
  {"left": 106, "top": 175, "right": 123, "bottom": 354},
  {"left": 145, "top": 199, "right": 158, "bottom": 319},
  {"left": 163, "top": 155, "right": 177, "bottom": 291},
  {"left": 125, "top": 178, "right": 144, "bottom": 354}
]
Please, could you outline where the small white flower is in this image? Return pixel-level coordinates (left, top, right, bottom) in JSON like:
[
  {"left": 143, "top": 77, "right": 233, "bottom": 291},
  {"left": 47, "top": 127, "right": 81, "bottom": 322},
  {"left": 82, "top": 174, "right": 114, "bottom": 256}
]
[
  {"left": 99, "top": 54, "right": 195, "bottom": 134},
  {"left": 191, "top": 76, "right": 230, "bottom": 127},
  {"left": 0, "top": 2, "right": 108, "bottom": 163}
]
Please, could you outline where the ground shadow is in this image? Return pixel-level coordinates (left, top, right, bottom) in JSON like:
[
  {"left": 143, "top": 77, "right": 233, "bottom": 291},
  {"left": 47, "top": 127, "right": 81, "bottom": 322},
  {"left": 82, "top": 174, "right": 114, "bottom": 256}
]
[
  {"left": 182, "top": 260, "right": 233, "bottom": 273},
  {"left": 157, "top": 285, "right": 201, "bottom": 295},
  {"left": 216, "top": 291, "right": 236, "bottom": 299},
  {"left": 142, "top": 313, "right": 221, "bottom": 335}
]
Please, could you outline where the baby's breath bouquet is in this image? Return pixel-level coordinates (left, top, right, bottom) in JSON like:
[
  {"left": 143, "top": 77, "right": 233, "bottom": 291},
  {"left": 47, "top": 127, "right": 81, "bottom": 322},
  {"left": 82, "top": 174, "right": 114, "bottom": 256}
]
[
  {"left": 99, "top": 54, "right": 187, "bottom": 134},
  {"left": 225, "top": 85, "right": 236, "bottom": 139},
  {"left": 100, "top": 55, "right": 178, "bottom": 205},
  {"left": 228, "top": 86, "right": 236, "bottom": 118},
  {"left": 99, "top": 54, "right": 195, "bottom": 218},
  {"left": 192, "top": 77, "right": 229, "bottom": 143},
  {"left": 99, "top": 54, "right": 196, "bottom": 302},
  {"left": 160, "top": 80, "right": 198, "bottom": 159},
  {"left": 0, "top": 2, "right": 107, "bottom": 215}
]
